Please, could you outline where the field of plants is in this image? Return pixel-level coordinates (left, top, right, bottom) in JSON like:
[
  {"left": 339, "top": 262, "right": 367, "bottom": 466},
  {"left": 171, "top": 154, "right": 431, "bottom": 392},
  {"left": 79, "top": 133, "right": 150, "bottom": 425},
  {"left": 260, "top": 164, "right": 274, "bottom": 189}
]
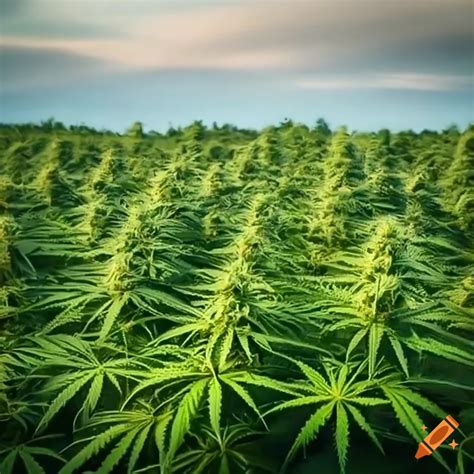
[{"left": 0, "top": 120, "right": 473, "bottom": 474}]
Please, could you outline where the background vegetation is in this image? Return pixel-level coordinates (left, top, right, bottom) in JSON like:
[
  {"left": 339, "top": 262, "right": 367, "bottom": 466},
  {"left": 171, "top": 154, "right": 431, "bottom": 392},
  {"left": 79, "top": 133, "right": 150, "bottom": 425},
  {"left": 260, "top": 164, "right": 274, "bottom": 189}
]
[{"left": 0, "top": 119, "right": 473, "bottom": 473}]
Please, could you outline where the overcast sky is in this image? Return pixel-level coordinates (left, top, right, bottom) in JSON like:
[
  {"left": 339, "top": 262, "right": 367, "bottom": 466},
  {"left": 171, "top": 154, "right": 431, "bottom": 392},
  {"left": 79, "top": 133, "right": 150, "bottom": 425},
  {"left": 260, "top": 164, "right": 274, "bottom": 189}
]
[{"left": 0, "top": 0, "right": 473, "bottom": 131}]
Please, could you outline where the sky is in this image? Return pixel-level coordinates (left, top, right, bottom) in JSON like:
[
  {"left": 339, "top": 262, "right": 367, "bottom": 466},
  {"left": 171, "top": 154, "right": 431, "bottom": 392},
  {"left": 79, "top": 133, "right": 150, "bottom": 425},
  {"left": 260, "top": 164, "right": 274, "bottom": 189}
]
[{"left": 0, "top": 0, "right": 473, "bottom": 132}]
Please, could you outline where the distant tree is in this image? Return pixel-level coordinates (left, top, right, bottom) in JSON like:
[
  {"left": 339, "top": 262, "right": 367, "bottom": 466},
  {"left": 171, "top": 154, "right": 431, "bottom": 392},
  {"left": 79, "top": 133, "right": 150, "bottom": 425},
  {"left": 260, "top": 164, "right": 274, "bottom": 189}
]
[
  {"left": 315, "top": 118, "right": 331, "bottom": 136},
  {"left": 279, "top": 118, "right": 294, "bottom": 128},
  {"left": 220, "top": 123, "right": 239, "bottom": 133},
  {"left": 41, "top": 117, "right": 55, "bottom": 131},
  {"left": 40, "top": 118, "right": 67, "bottom": 132},
  {"left": 443, "top": 124, "right": 460, "bottom": 135},
  {"left": 70, "top": 124, "right": 98, "bottom": 134},
  {"left": 378, "top": 128, "right": 391, "bottom": 146},
  {"left": 183, "top": 120, "right": 206, "bottom": 141},
  {"left": 126, "top": 121, "right": 144, "bottom": 139},
  {"left": 166, "top": 126, "right": 179, "bottom": 137}
]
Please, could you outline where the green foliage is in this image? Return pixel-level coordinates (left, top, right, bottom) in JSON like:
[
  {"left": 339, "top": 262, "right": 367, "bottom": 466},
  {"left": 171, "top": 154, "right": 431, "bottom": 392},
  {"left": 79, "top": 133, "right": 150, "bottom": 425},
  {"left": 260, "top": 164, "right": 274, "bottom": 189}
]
[
  {"left": 0, "top": 122, "right": 472, "bottom": 473},
  {"left": 442, "top": 129, "right": 474, "bottom": 231},
  {"left": 126, "top": 122, "right": 144, "bottom": 139}
]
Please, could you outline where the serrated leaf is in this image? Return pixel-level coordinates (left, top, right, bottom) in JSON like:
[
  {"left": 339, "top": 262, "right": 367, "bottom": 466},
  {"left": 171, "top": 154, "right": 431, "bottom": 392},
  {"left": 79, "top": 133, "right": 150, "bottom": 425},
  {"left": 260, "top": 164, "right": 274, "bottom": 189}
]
[
  {"left": 98, "top": 428, "right": 138, "bottom": 473},
  {"left": 208, "top": 377, "right": 223, "bottom": 443},
  {"left": 19, "top": 450, "right": 46, "bottom": 474},
  {"left": 335, "top": 403, "right": 349, "bottom": 473},
  {"left": 284, "top": 402, "right": 334, "bottom": 469},
  {"left": 368, "top": 323, "right": 384, "bottom": 378},
  {"left": 36, "top": 372, "right": 94, "bottom": 433},
  {"left": 167, "top": 378, "right": 208, "bottom": 461},
  {"left": 127, "top": 423, "right": 152, "bottom": 474},
  {"left": 346, "top": 404, "right": 384, "bottom": 454},
  {"left": 98, "top": 293, "right": 128, "bottom": 341}
]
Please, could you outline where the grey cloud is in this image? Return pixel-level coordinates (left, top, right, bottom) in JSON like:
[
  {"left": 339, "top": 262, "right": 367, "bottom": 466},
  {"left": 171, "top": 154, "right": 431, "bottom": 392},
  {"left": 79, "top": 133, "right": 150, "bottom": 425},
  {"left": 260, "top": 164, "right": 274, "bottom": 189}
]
[
  {"left": 1, "top": 0, "right": 134, "bottom": 40},
  {"left": 210, "top": 2, "right": 471, "bottom": 48},
  {"left": 0, "top": 46, "right": 115, "bottom": 90},
  {"left": 199, "top": 1, "right": 472, "bottom": 76},
  {"left": 290, "top": 32, "right": 474, "bottom": 77},
  {"left": 1, "top": 0, "right": 472, "bottom": 89},
  {"left": 3, "top": 20, "right": 125, "bottom": 39},
  {"left": 0, "top": 0, "right": 29, "bottom": 17},
  {"left": 361, "top": 34, "right": 473, "bottom": 76}
]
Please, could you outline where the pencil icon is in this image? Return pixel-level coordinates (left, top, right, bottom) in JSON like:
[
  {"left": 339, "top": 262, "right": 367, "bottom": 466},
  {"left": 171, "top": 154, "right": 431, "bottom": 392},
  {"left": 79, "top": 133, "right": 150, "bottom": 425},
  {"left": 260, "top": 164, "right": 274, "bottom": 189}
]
[{"left": 415, "top": 415, "right": 459, "bottom": 459}]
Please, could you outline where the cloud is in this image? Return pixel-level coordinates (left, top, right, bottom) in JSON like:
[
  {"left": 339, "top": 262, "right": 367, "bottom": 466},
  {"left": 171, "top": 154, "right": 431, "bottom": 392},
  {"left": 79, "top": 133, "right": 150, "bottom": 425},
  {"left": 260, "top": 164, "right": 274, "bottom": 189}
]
[
  {"left": 0, "top": 46, "right": 116, "bottom": 90},
  {"left": 295, "top": 73, "right": 473, "bottom": 91},
  {"left": 295, "top": 73, "right": 474, "bottom": 91},
  {"left": 0, "top": 37, "right": 298, "bottom": 71},
  {"left": 1, "top": 0, "right": 472, "bottom": 101},
  {"left": 1, "top": 1, "right": 472, "bottom": 131},
  {"left": 1, "top": 0, "right": 471, "bottom": 73}
]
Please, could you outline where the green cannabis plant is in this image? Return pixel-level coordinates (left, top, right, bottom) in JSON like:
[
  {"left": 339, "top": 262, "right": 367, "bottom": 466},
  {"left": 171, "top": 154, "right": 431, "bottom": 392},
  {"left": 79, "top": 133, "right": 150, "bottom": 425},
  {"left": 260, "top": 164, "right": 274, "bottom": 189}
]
[{"left": 0, "top": 121, "right": 473, "bottom": 474}]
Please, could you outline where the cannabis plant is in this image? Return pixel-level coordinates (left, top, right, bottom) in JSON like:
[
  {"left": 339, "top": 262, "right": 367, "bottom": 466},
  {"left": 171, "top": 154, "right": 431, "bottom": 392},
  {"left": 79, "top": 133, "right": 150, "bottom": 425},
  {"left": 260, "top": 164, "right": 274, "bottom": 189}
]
[{"left": 0, "top": 121, "right": 472, "bottom": 474}]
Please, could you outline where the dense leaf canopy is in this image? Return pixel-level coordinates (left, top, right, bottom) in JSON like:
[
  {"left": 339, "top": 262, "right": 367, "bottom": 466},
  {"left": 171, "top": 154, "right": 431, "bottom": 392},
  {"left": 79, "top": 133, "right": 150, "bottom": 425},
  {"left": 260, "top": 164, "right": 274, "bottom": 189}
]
[{"left": 0, "top": 121, "right": 473, "bottom": 473}]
